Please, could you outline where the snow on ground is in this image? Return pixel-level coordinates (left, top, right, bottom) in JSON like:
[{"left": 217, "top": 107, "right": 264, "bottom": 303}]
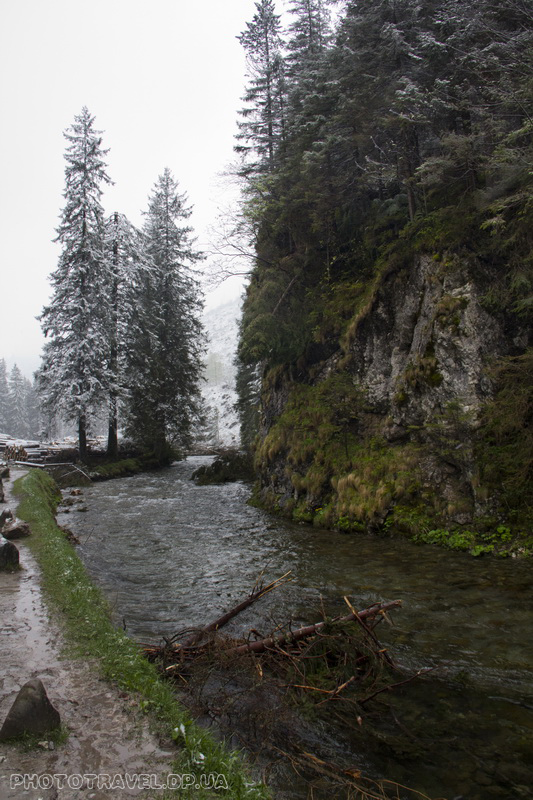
[{"left": 201, "top": 298, "right": 241, "bottom": 448}]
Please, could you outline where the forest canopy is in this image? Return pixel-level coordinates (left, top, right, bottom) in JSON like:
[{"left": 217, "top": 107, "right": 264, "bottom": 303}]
[{"left": 236, "top": 0, "right": 533, "bottom": 372}]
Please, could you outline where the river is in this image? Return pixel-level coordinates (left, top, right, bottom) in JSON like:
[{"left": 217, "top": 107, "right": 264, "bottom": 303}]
[{"left": 58, "top": 457, "right": 533, "bottom": 800}]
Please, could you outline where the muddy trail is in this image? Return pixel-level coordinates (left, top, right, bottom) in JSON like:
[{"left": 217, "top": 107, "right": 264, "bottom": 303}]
[{"left": 0, "top": 469, "right": 175, "bottom": 800}]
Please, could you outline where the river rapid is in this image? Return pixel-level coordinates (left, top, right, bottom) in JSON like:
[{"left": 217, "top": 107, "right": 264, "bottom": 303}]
[{"left": 59, "top": 457, "right": 533, "bottom": 800}]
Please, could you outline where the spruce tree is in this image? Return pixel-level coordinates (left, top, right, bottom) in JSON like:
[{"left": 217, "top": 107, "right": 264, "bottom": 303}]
[
  {"left": 123, "top": 169, "right": 205, "bottom": 460},
  {"left": 7, "top": 364, "right": 30, "bottom": 439},
  {"left": 0, "top": 359, "right": 9, "bottom": 433},
  {"left": 37, "top": 107, "right": 112, "bottom": 461},
  {"left": 286, "top": 0, "right": 330, "bottom": 78},
  {"left": 236, "top": 0, "right": 287, "bottom": 176},
  {"left": 103, "top": 212, "right": 147, "bottom": 458},
  {"left": 24, "top": 377, "right": 41, "bottom": 440}
]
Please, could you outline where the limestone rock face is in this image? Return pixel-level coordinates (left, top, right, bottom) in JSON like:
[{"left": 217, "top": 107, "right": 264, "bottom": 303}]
[
  {"left": 257, "top": 254, "right": 529, "bottom": 528},
  {"left": 348, "top": 256, "right": 506, "bottom": 425},
  {"left": 0, "top": 679, "right": 61, "bottom": 741},
  {"left": 0, "top": 534, "right": 19, "bottom": 569}
]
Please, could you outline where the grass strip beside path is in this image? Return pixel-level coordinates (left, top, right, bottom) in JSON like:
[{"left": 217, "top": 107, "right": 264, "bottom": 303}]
[{"left": 14, "top": 468, "right": 269, "bottom": 800}]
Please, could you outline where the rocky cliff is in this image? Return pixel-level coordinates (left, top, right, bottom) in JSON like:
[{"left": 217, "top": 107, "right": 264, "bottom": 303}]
[{"left": 253, "top": 254, "right": 531, "bottom": 553}]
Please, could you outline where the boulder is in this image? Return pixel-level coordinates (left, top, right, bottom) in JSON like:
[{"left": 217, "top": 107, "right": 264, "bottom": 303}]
[
  {"left": 0, "top": 477, "right": 4, "bottom": 503},
  {"left": 0, "top": 679, "right": 60, "bottom": 741},
  {"left": 192, "top": 450, "right": 255, "bottom": 485},
  {"left": 0, "top": 535, "right": 19, "bottom": 569},
  {"left": 0, "top": 465, "right": 10, "bottom": 479},
  {"left": 2, "top": 519, "right": 31, "bottom": 540}
]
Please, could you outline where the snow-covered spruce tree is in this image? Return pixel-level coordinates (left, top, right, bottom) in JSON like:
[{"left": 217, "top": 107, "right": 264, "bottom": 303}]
[
  {"left": 236, "top": 0, "right": 287, "bottom": 176},
  {"left": 24, "top": 377, "right": 41, "bottom": 439},
  {"left": 103, "top": 211, "right": 148, "bottom": 458},
  {"left": 123, "top": 169, "right": 204, "bottom": 461},
  {"left": 37, "top": 107, "right": 112, "bottom": 461},
  {"left": 285, "top": 0, "right": 331, "bottom": 78},
  {"left": 7, "top": 364, "right": 30, "bottom": 439},
  {"left": 0, "top": 358, "right": 9, "bottom": 433}
]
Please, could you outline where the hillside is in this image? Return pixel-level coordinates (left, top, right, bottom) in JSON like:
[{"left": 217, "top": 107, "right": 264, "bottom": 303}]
[
  {"left": 201, "top": 298, "right": 241, "bottom": 448},
  {"left": 236, "top": 0, "right": 533, "bottom": 553}
]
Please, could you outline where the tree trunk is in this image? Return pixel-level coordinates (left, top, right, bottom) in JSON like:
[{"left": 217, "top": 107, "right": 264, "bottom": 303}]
[
  {"left": 107, "top": 396, "right": 118, "bottom": 459},
  {"left": 107, "top": 212, "right": 120, "bottom": 461},
  {"left": 228, "top": 600, "right": 401, "bottom": 656},
  {"left": 78, "top": 413, "right": 88, "bottom": 463},
  {"left": 153, "top": 430, "right": 169, "bottom": 464},
  {"left": 178, "top": 573, "right": 292, "bottom": 648}
]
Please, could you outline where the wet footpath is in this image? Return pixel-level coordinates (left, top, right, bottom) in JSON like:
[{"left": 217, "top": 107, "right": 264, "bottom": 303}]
[{"left": 0, "top": 469, "right": 174, "bottom": 800}]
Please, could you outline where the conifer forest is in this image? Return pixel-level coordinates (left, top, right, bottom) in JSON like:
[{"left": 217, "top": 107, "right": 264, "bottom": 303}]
[{"left": 235, "top": 0, "right": 532, "bottom": 552}]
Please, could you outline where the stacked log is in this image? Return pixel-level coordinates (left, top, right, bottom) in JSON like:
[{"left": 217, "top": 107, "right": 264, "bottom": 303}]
[{"left": 3, "top": 443, "right": 29, "bottom": 462}]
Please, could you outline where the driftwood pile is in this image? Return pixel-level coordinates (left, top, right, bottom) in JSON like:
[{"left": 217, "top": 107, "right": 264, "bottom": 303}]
[
  {"left": 142, "top": 575, "right": 439, "bottom": 799},
  {"left": 143, "top": 572, "right": 402, "bottom": 678},
  {"left": 143, "top": 576, "right": 436, "bottom": 799}
]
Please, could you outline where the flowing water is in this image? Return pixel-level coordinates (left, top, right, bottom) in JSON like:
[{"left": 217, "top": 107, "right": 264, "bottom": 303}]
[{"left": 59, "top": 457, "right": 533, "bottom": 800}]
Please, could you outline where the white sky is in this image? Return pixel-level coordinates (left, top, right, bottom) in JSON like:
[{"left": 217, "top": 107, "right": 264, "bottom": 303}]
[{"left": 0, "top": 0, "right": 270, "bottom": 377}]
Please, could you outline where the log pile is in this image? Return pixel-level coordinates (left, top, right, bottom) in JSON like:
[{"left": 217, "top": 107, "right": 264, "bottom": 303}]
[
  {"left": 3, "top": 442, "right": 52, "bottom": 462},
  {"left": 3, "top": 443, "right": 30, "bottom": 462},
  {"left": 0, "top": 435, "right": 104, "bottom": 465}
]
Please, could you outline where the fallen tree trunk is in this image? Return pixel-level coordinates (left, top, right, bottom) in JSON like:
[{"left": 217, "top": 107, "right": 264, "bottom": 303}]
[
  {"left": 151, "top": 571, "right": 293, "bottom": 652},
  {"left": 227, "top": 600, "right": 401, "bottom": 656},
  {"left": 152, "top": 599, "right": 402, "bottom": 668}
]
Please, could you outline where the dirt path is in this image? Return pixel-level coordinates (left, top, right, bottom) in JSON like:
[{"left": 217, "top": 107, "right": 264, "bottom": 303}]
[{"left": 0, "top": 470, "right": 175, "bottom": 800}]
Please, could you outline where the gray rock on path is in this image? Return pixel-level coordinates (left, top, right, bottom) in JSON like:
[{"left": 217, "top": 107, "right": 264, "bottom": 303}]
[
  {"left": 0, "top": 679, "right": 61, "bottom": 741},
  {"left": 2, "top": 519, "right": 31, "bottom": 540},
  {"left": 0, "top": 534, "right": 19, "bottom": 569}
]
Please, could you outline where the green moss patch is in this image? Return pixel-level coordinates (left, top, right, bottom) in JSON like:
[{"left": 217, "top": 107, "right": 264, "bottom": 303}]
[
  {"left": 476, "top": 348, "right": 533, "bottom": 531},
  {"left": 254, "top": 374, "right": 532, "bottom": 556},
  {"left": 255, "top": 375, "right": 422, "bottom": 531},
  {"left": 89, "top": 454, "right": 164, "bottom": 481}
]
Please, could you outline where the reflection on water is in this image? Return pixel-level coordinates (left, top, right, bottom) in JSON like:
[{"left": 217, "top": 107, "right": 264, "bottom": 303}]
[{"left": 60, "top": 457, "right": 533, "bottom": 799}]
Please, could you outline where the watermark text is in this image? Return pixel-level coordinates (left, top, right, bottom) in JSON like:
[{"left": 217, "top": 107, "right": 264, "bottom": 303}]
[{"left": 10, "top": 772, "right": 229, "bottom": 791}]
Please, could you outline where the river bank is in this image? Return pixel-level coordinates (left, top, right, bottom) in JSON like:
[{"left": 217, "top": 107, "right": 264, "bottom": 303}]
[{"left": 0, "top": 468, "right": 269, "bottom": 800}]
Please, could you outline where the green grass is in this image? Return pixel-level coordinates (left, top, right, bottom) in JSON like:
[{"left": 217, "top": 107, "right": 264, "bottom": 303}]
[
  {"left": 410, "top": 524, "right": 533, "bottom": 558},
  {"left": 88, "top": 454, "right": 164, "bottom": 480},
  {"left": 89, "top": 457, "right": 144, "bottom": 479},
  {"left": 255, "top": 375, "right": 422, "bottom": 531},
  {"left": 3, "top": 724, "right": 70, "bottom": 751},
  {"left": 14, "top": 469, "right": 270, "bottom": 799}
]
